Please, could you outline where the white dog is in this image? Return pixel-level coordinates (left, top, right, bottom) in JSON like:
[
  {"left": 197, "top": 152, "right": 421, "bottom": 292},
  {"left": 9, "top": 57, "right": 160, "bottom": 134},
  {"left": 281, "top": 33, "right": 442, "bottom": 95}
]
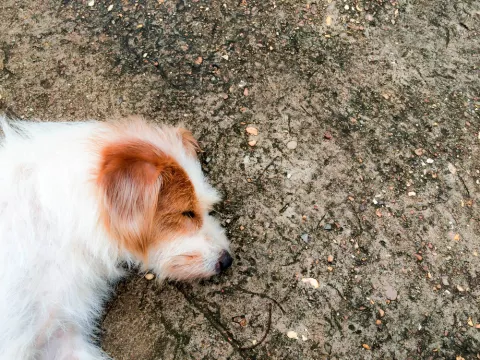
[{"left": 0, "top": 116, "right": 232, "bottom": 360}]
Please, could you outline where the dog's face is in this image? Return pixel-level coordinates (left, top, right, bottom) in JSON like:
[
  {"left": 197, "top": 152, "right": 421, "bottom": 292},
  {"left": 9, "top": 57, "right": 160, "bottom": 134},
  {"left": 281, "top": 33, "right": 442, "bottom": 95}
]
[{"left": 96, "top": 122, "right": 231, "bottom": 280}]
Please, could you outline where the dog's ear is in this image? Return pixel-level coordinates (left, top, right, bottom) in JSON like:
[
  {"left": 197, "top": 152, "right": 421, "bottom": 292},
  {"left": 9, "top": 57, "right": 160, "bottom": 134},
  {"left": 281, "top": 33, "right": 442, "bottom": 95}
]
[
  {"left": 97, "top": 140, "right": 165, "bottom": 257},
  {"left": 178, "top": 128, "right": 201, "bottom": 157}
]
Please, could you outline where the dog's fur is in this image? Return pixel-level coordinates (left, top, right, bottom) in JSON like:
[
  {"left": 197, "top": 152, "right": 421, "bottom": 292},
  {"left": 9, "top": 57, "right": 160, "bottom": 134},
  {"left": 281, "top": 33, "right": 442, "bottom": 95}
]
[{"left": 0, "top": 117, "right": 230, "bottom": 359}]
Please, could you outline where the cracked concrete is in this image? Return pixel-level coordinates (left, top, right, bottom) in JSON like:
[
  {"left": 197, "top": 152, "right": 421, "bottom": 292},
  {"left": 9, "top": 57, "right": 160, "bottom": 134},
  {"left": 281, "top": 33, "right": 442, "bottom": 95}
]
[{"left": 1, "top": 0, "right": 479, "bottom": 359}]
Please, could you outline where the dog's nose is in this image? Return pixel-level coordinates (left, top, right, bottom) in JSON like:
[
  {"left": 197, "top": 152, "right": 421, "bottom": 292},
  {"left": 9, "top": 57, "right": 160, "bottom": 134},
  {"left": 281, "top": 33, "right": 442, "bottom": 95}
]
[{"left": 217, "top": 251, "right": 233, "bottom": 272}]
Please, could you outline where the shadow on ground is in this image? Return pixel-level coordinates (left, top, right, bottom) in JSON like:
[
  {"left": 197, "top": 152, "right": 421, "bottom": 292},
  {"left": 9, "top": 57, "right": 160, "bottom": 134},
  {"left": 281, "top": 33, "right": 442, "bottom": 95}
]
[{"left": 1, "top": 0, "right": 479, "bottom": 359}]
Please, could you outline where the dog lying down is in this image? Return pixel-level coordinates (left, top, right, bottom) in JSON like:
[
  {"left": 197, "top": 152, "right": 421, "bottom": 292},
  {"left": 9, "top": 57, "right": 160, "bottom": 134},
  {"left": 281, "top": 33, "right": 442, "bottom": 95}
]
[{"left": 0, "top": 116, "right": 232, "bottom": 359}]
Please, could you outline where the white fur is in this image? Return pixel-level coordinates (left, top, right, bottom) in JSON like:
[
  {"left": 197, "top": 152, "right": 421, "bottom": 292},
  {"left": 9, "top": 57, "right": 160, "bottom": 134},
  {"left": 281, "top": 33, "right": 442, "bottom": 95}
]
[{"left": 0, "top": 118, "right": 229, "bottom": 359}]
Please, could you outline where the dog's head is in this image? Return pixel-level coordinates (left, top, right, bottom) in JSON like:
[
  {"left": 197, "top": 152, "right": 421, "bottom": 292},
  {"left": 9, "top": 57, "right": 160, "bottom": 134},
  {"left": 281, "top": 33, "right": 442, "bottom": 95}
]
[{"left": 96, "top": 120, "right": 231, "bottom": 280}]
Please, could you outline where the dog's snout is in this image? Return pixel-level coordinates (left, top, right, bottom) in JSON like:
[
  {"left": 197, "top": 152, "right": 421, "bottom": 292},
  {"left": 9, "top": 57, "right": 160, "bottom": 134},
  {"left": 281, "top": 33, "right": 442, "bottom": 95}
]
[{"left": 217, "top": 251, "right": 233, "bottom": 273}]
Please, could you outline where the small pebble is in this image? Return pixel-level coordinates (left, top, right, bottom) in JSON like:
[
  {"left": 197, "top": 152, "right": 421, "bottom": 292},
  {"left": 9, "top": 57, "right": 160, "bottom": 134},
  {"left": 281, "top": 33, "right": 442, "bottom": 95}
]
[
  {"left": 376, "top": 319, "right": 382, "bottom": 325},
  {"left": 301, "top": 233, "right": 310, "bottom": 243},
  {"left": 286, "top": 140, "right": 298, "bottom": 150},
  {"left": 385, "top": 285, "right": 397, "bottom": 300},
  {"left": 324, "top": 223, "right": 332, "bottom": 231},
  {"left": 87, "top": 0, "right": 95, "bottom": 6},
  {"left": 408, "top": 191, "right": 416, "bottom": 197},
  {"left": 379, "top": 309, "right": 385, "bottom": 317},
  {"left": 457, "top": 285, "right": 465, "bottom": 292},
  {"left": 248, "top": 140, "right": 257, "bottom": 147},
  {"left": 426, "top": 158, "right": 434, "bottom": 164},
  {"left": 327, "top": 255, "right": 334, "bottom": 263},
  {"left": 414, "top": 148, "right": 423, "bottom": 156},
  {"left": 145, "top": 273, "right": 155, "bottom": 280},
  {"left": 246, "top": 126, "right": 258, "bottom": 136},
  {"left": 287, "top": 331, "right": 298, "bottom": 339},
  {"left": 107, "top": 4, "right": 114, "bottom": 11},
  {"left": 448, "top": 163, "right": 457, "bottom": 174},
  {"left": 301, "top": 277, "right": 320, "bottom": 289}
]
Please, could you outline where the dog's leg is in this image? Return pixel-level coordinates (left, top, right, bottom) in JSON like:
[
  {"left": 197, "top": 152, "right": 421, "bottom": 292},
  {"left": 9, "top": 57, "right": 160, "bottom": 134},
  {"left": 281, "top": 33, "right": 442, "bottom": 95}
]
[{"left": 41, "top": 326, "right": 110, "bottom": 360}]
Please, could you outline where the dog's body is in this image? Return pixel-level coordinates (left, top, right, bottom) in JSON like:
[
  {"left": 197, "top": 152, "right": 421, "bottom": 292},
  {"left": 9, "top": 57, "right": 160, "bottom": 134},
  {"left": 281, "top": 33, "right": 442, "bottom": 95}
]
[{"left": 0, "top": 117, "right": 231, "bottom": 359}]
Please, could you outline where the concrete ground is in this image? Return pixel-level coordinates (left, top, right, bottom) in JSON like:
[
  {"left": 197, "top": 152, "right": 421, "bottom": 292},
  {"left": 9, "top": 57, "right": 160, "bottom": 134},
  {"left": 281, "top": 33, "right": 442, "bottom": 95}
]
[{"left": 1, "top": 0, "right": 479, "bottom": 359}]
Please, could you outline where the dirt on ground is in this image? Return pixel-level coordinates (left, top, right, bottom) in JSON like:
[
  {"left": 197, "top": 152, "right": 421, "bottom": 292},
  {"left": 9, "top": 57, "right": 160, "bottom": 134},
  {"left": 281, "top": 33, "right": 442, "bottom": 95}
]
[{"left": 1, "top": 0, "right": 480, "bottom": 359}]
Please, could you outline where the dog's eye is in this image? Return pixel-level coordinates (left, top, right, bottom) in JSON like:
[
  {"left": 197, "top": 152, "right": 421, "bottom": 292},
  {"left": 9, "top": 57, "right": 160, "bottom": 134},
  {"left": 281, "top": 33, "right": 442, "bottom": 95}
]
[
  {"left": 182, "top": 211, "right": 195, "bottom": 219},
  {"left": 208, "top": 210, "right": 215, "bottom": 216}
]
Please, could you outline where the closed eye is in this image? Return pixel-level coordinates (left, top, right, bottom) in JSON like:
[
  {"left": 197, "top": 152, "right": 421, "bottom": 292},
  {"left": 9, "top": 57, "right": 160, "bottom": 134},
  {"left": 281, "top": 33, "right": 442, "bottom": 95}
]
[{"left": 182, "top": 211, "right": 196, "bottom": 219}]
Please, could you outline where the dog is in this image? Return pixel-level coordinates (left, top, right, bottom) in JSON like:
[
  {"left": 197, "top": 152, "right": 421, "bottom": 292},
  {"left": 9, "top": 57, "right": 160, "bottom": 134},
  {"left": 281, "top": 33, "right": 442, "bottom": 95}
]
[{"left": 0, "top": 116, "right": 232, "bottom": 359}]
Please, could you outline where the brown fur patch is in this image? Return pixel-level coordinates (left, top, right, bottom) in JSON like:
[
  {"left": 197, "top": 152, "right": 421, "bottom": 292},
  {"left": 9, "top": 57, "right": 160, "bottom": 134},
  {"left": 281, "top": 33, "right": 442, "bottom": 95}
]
[
  {"left": 97, "top": 139, "right": 202, "bottom": 257},
  {"left": 178, "top": 128, "right": 201, "bottom": 157}
]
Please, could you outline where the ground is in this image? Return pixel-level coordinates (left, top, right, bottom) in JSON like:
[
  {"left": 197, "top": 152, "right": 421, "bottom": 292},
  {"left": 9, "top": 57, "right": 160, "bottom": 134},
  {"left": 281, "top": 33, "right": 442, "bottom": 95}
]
[{"left": 1, "top": 0, "right": 480, "bottom": 359}]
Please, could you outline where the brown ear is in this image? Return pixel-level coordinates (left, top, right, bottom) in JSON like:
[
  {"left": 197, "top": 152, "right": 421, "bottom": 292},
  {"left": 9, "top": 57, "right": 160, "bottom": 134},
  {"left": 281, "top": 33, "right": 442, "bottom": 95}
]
[
  {"left": 178, "top": 128, "right": 201, "bottom": 157},
  {"left": 97, "top": 139, "right": 165, "bottom": 257}
]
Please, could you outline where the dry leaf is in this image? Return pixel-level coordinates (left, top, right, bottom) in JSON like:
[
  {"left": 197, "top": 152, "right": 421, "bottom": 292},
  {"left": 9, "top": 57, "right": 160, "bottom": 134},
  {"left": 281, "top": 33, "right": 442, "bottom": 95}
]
[{"left": 468, "top": 317, "right": 474, "bottom": 327}]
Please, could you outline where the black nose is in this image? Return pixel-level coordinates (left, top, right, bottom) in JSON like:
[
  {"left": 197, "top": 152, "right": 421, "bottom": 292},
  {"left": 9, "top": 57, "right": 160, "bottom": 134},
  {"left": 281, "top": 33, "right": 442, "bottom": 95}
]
[{"left": 217, "top": 251, "right": 233, "bottom": 272}]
